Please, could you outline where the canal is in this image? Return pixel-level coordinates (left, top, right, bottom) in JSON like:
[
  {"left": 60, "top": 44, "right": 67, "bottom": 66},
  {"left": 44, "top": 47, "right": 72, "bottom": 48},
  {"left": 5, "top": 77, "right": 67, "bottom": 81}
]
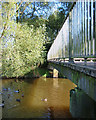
[{"left": 1, "top": 78, "right": 96, "bottom": 119}]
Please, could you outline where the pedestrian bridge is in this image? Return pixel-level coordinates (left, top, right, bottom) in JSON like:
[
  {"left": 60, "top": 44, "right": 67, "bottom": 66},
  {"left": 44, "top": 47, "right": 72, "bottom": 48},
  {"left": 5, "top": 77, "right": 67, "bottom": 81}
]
[{"left": 47, "top": 0, "right": 96, "bottom": 101}]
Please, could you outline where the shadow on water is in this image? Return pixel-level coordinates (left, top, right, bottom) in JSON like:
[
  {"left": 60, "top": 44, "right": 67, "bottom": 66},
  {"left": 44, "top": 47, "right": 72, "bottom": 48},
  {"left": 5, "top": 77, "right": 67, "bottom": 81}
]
[{"left": 70, "top": 87, "right": 96, "bottom": 118}]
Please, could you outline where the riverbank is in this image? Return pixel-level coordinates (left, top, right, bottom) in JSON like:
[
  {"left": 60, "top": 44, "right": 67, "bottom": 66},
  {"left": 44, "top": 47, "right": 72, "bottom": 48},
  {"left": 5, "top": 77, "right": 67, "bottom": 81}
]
[{"left": 1, "top": 67, "right": 52, "bottom": 79}]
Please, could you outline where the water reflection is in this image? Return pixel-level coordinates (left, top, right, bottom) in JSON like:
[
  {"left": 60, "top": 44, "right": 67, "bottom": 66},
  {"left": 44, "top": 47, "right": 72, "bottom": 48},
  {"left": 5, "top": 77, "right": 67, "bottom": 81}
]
[
  {"left": 70, "top": 87, "right": 96, "bottom": 118},
  {"left": 53, "top": 78, "right": 59, "bottom": 88},
  {"left": 2, "top": 78, "right": 76, "bottom": 118}
]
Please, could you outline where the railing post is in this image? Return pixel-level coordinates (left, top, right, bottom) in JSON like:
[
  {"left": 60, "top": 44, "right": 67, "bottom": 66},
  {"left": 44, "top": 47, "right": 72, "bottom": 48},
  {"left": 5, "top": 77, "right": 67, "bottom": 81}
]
[
  {"left": 84, "top": 0, "right": 87, "bottom": 56},
  {"left": 95, "top": 0, "right": 96, "bottom": 55},
  {"left": 91, "top": 0, "right": 93, "bottom": 55},
  {"left": 80, "top": 1, "right": 82, "bottom": 56},
  {"left": 61, "top": 30, "right": 63, "bottom": 58},
  {"left": 82, "top": 1, "right": 85, "bottom": 56},
  {"left": 88, "top": 0, "right": 91, "bottom": 55},
  {"left": 69, "top": 12, "right": 74, "bottom": 63}
]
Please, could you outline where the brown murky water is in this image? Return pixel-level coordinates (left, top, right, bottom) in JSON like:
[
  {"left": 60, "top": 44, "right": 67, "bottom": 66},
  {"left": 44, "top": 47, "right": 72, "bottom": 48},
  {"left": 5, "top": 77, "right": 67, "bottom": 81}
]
[{"left": 1, "top": 78, "right": 77, "bottom": 118}]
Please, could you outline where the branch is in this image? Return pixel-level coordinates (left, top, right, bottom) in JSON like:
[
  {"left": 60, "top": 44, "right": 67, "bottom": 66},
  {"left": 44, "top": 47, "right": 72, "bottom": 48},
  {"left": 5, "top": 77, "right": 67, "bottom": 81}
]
[
  {"left": 0, "top": 9, "right": 10, "bottom": 39},
  {"left": 16, "top": 1, "right": 23, "bottom": 12},
  {"left": 0, "top": 2, "right": 23, "bottom": 40},
  {"left": 20, "top": 3, "right": 29, "bottom": 17},
  {"left": 0, "top": 23, "right": 7, "bottom": 39},
  {"left": 28, "top": 2, "right": 36, "bottom": 20}
]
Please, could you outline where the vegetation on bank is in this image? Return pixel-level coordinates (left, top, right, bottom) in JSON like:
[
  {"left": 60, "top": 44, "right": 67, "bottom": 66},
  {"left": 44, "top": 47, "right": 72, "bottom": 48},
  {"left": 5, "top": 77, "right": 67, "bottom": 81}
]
[
  {"left": 2, "top": 67, "right": 52, "bottom": 79},
  {"left": 23, "top": 67, "right": 52, "bottom": 78},
  {"left": 2, "top": 22, "right": 46, "bottom": 78},
  {"left": 0, "top": 2, "right": 72, "bottom": 78}
]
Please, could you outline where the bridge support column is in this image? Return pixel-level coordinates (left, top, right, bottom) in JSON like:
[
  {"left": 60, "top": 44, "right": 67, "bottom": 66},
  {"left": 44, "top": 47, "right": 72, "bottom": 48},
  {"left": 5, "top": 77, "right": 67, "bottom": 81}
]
[{"left": 53, "top": 69, "right": 58, "bottom": 78}]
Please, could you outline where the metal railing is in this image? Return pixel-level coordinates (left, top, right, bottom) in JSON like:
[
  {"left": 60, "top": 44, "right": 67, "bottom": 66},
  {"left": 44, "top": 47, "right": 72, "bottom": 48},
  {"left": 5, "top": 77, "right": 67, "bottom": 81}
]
[{"left": 47, "top": 0, "right": 96, "bottom": 62}]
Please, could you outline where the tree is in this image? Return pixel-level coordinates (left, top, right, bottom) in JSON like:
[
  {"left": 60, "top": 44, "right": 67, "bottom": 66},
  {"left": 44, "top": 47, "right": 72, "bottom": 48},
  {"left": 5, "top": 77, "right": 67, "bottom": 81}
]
[
  {"left": 46, "top": 2, "right": 72, "bottom": 50},
  {"left": 1, "top": 1, "right": 72, "bottom": 78},
  {"left": 1, "top": 2, "right": 47, "bottom": 78}
]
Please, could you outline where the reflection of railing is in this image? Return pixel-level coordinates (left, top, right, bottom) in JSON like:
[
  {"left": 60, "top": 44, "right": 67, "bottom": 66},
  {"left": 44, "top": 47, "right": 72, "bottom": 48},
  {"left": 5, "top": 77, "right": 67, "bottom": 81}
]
[{"left": 47, "top": 0, "right": 96, "bottom": 62}]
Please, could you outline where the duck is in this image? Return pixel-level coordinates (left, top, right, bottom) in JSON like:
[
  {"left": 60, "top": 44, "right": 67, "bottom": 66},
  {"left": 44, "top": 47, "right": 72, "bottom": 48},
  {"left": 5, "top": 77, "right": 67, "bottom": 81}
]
[
  {"left": 21, "top": 94, "right": 24, "bottom": 97},
  {"left": 10, "top": 82, "right": 13, "bottom": 85},
  {"left": 0, "top": 92, "right": 3, "bottom": 95},
  {"left": 75, "top": 87, "right": 81, "bottom": 90},
  {"left": 0, "top": 101, "right": 4, "bottom": 108},
  {"left": 15, "top": 79, "right": 18, "bottom": 83},
  {"left": 8, "top": 93, "right": 10, "bottom": 98},
  {"left": 70, "top": 89, "right": 75, "bottom": 93},
  {"left": 14, "top": 89, "right": 19, "bottom": 93},
  {"left": 41, "top": 98, "right": 47, "bottom": 102},
  {"left": 3, "top": 88, "right": 8, "bottom": 91},
  {"left": 70, "top": 89, "right": 75, "bottom": 97},
  {"left": 16, "top": 99, "right": 21, "bottom": 102}
]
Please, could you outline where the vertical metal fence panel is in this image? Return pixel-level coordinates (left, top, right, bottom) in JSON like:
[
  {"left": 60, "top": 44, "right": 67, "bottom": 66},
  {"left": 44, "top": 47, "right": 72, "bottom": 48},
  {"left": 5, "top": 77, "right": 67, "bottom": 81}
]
[
  {"left": 94, "top": 0, "right": 96, "bottom": 56},
  {"left": 91, "top": 0, "right": 94, "bottom": 55},
  {"left": 64, "top": 17, "right": 69, "bottom": 58},
  {"left": 84, "top": 1, "right": 86, "bottom": 56},
  {"left": 69, "top": 11, "right": 72, "bottom": 59},
  {"left": 58, "top": 31, "right": 61, "bottom": 58},
  {"left": 77, "top": 3, "right": 79, "bottom": 56},
  {"left": 80, "top": 1, "right": 82, "bottom": 56},
  {"left": 62, "top": 24, "right": 65, "bottom": 58},
  {"left": 85, "top": 0, "right": 87, "bottom": 56},
  {"left": 77, "top": 1, "right": 79, "bottom": 56},
  {"left": 86, "top": 1, "right": 89, "bottom": 56},
  {"left": 73, "top": 5, "right": 77, "bottom": 56},
  {"left": 75, "top": 3, "right": 77, "bottom": 56},
  {"left": 61, "top": 27, "right": 64, "bottom": 58},
  {"left": 93, "top": 0, "right": 96, "bottom": 55},
  {"left": 57, "top": 34, "right": 60, "bottom": 58},
  {"left": 74, "top": 5, "right": 77, "bottom": 56},
  {"left": 82, "top": 1, "right": 85, "bottom": 56},
  {"left": 88, "top": 1, "right": 91, "bottom": 55},
  {"left": 78, "top": 1, "right": 80, "bottom": 56},
  {"left": 81, "top": 1, "right": 82, "bottom": 55},
  {"left": 78, "top": 0, "right": 81, "bottom": 55},
  {"left": 87, "top": 0, "right": 89, "bottom": 56},
  {"left": 47, "top": 1, "right": 96, "bottom": 61},
  {"left": 72, "top": 9, "right": 74, "bottom": 57},
  {"left": 72, "top": 9, "right": 75, "bottom": 56}
]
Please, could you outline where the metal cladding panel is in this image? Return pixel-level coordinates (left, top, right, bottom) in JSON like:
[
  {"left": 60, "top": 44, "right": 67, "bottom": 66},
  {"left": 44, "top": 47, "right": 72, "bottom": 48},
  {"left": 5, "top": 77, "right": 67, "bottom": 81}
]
[
  {"left": 95, "top": 0, "right": 96, "bottom": 55},
  {"left": 47, "top": 16, "right": 69, "bottom": 60},
  {"left": 62, "top": 17, "right": 69, "bottom": 58}
]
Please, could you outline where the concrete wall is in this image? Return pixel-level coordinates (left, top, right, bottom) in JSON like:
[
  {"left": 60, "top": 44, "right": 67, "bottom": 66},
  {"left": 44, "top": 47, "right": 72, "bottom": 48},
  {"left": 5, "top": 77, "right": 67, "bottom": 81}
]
[
  {"left": 70, "top": 88, "right": 96, "bottom": 118},
  {"left": 53, "top": 69, "right": 58, "bottom": 78}
]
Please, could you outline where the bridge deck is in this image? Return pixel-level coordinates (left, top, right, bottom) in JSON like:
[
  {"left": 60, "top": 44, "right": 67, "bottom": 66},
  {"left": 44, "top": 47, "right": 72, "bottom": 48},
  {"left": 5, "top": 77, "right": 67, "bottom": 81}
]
[
  {"left": 73, "top": 61, "right": 96, "bottom": 69},
  {"left": 49, "top": 60, "right": 96, "bottom": 78}
]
